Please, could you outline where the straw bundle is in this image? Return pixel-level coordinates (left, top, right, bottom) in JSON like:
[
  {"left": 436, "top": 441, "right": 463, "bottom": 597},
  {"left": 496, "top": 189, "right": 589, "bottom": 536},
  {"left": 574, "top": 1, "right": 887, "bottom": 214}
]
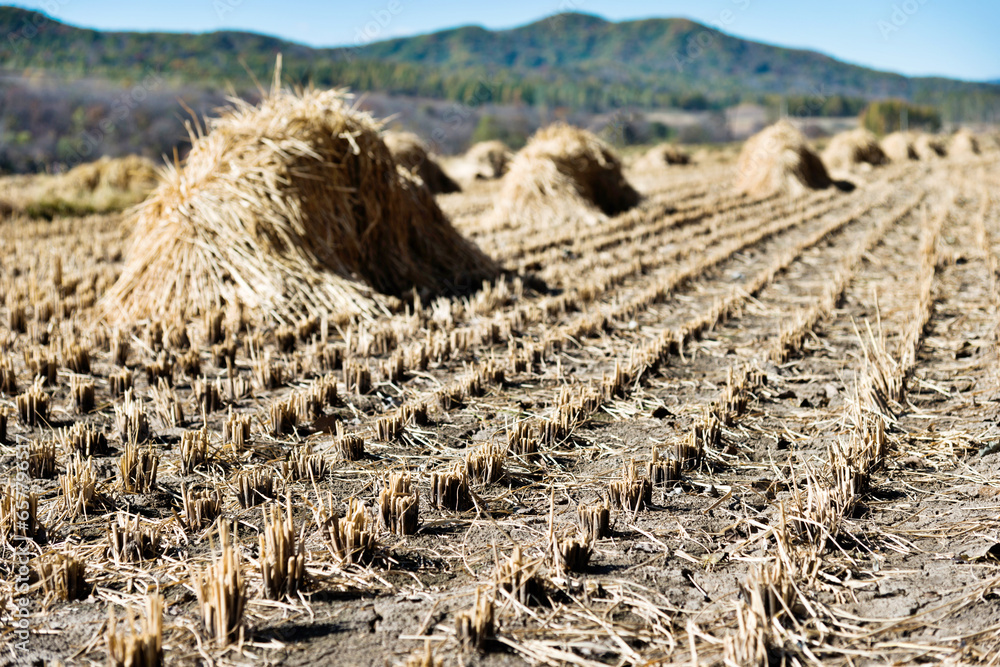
[
  {"left": 463, "top": 140, "right": 512, "bottom": 180},
  {"left": 1, "top": 155, "right": 158, "bottom": 219},
  {"left": 634, "top": 143, "right": 691, "bottom": 171},
  {"left": 102, "top": 87, "right": 496, "bottom": 323},
  {"left": 736, "top": 120, "right": 832, "bottom": 197},
  {"left": 881, "top": 132, "right": 918, "bottom": 162},
  {"left": 64, "top": 155, "right": 157, "bottom": 192},
  {"left": 492, "top": 123, "right": 640, "bottom": 229},
  {"left": 383, "top": 131, "right": 461, "bottom": 194},
  {"left": 821, "top": 129, "right": 887, "bottom": 170},
  {"left": 950, "top": 129, "right": 981, "bottom": 157},
  {"left": 913, "top": 133, "right": 947, "bottom": 160}
]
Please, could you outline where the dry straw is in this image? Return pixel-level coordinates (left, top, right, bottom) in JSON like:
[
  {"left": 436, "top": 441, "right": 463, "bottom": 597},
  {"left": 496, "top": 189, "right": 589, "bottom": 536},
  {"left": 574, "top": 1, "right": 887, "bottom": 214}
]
[
  {"left": 259, "top": 498, "right": 306, "bottom": 600},
  {"left": 464, "top": 140, "right": 513, "bottom": 179},
  {"left": 106, "top": 593, "right": 164, "bottom": 667},
  {"left": 633, "top": 143, "right": 691, "bottom": 171},
  {"left": 103, "top": 83, "right": 496, "bottom": 322},
  {"left": 378, "top": 471, "right": 419, "bottom": 535},
  {"left": 950, "top": 128, "right": 981, "bottom": 157},
  {"left": 35, "top": 552, "right": 90, "bottom": 601},
  {"left": 194, "top": 522, "right": 246, "bottom": 646},
  {"left": 880, "top": 131, "right": 919, "bottom": 162},
  {"left": 736, "top": 120, "right": 832, "bottom": 197},
  {"left": 822, "top": 128, "right": 887, "bottom": 170},
  {"left": 491, "top": 123, "right": 640, "bottom": 229},
  {"left": 914, "top": 133, "right": 947, "bottom": 159},
  {"left": 383, "top": 131, "right": 461, "bottom": 194}
]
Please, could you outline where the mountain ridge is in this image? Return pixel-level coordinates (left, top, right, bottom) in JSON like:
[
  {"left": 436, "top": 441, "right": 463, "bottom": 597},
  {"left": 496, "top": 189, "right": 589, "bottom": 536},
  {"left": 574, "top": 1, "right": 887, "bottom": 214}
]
[{"left": 0, "top": 6, "right": 997, "bottom": 120}]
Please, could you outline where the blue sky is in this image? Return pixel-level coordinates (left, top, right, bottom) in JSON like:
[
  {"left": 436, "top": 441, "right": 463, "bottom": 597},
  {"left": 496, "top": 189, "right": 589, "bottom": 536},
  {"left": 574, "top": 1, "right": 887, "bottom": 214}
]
[{"left": 10, "top": 0, "right": 1000, "bottom": 81}]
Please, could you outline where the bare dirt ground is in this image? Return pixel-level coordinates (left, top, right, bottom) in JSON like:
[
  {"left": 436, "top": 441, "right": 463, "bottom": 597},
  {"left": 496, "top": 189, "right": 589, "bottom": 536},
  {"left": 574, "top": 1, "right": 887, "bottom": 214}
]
[{"left": 2, "top": 150, "right": 999, "bottom": 666}]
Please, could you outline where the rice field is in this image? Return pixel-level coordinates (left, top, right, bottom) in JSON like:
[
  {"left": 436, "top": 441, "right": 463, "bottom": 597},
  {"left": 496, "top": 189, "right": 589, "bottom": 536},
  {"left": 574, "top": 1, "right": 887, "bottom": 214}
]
[{"left": 2, "top": 117, "right": 1000, "bottom": 667}]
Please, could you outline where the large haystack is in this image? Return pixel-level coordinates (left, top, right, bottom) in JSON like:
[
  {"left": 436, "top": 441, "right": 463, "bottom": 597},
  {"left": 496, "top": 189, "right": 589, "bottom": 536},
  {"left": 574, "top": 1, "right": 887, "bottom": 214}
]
[
  {"left": 102, "top": 88, "right": 497, "bottom": 323},
  {"left": 822, "top": 128, "right": 887, "bottom": 170},
  {"left": 735, "top": 120, "right": 832, "bottom": 197},
  {"left": 383, "top": 131, "right": 461, "bottom": 194},
  {"left": 492, "top": 123, "right": 641, "bottom": 229},
  {"left": 913, "top": 134, "right": 947, "bottom": 160},
  {"left": 950, "top": 129, "right": 981, "bottom": 157},
  {"left": 881, "top": 132, "right": 918, "bottom": 162}
]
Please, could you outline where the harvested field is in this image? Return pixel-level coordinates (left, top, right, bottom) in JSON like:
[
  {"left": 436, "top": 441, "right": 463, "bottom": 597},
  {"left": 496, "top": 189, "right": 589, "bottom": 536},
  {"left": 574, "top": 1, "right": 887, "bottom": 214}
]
[{"left": 2, "top": 131, "right": 1000, "bottom": 667}]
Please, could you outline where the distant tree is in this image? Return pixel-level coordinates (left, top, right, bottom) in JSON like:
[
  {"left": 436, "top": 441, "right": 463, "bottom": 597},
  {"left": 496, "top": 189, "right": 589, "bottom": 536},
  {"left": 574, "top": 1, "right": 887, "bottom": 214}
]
[{"left": 860, "top": 99, "right": 942, "bottom": 135}]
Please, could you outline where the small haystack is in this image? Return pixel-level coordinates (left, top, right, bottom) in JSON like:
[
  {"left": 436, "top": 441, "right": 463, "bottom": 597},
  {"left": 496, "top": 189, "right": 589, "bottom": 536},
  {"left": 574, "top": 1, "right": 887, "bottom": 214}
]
[
  {"left": 913, "top": 134, "right": 947, "bottom": 160},
  {"left": 0, "top": 154, "right": 158, "bottom": 218},
  {"left": 735, "top": 120, "right": 832, "bottom": 197},
  {"left": 881, "top": 132, "right": 918, "bottom": 162},
  {"left": 492, "top": 123, "right": 641, "bottom": 229},
  {"left": 383, "top": 131, "right": 461, "bottom": 194},
  {"left": 822, "top": 128, "right": 887, "bottom": 170},
  {"left": 635, "top": 143, "right": 691, "bottom": 170},
  {"left": 102, "top": 88, "right": 497, "bottom": 323},
  {"left": 950, "top": 129, "right": 981, "bottom": 157},
  {"left": 464, "top": 140, "right": 513, "bottom": 180},
  {"left": 64, "top": 155, "right": 158, "bottom": 192}
]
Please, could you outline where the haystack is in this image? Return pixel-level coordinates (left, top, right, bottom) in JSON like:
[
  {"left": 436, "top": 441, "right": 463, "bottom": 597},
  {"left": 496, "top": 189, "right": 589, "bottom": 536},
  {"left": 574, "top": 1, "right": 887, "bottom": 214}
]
[
  {"left": 881, "top": 132, "right": 918, "bottom": 162},
  {"left": 383, "top": 131, "right": 461, "bottom": 194},
  {"left": 821, "top": 129, "right": 887, "bottom": 170},
  {"left": 64, "top": 155, "right": 158, "bottom": 192},
  {"left": 735, "top": 120, "right": 832, "bottom": 197},
  {"left": 464, "top": 140, "right": 512, "bottom": 180},
  {"left": 0, "top": 154, "right": 158, "bottom": 218},
  {"left": 635, "top": 143, "right": 691, "bottom": 170},
  {"left": 949, "top": 129, "right": 981, "bottom": 157},
  {"left": 913, "top": 134, "right": 947, "bottom": 160},
  {"left": 102, "top": 88, "right": 497, "bottom": 323},
  {"left": 492, "top": 123, "right": 641, "bottom": 229}
]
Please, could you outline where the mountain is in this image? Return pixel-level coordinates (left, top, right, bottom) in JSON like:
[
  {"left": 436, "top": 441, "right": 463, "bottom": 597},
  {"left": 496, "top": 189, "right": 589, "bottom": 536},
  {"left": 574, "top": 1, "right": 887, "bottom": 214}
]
[{"left": 1, "top": 6, "right": 998, "bottom": 121}]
